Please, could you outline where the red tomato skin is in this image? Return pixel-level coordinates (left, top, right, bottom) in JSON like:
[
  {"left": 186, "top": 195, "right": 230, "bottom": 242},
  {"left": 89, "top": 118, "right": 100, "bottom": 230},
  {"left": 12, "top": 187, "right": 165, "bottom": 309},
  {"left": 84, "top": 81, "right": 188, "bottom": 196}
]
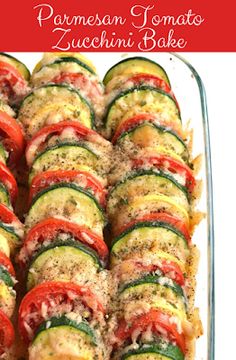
[
  {"left": 26, "top": 120, "right": 101, "bottom": 166},
  {"left": 112, "top": 114, "right": 182, "bottom": 144},
  {"left": 0, "top": 162, "right": 18, "bottom": 205},
  {"left": 0, "top": 251, "right": 15, "bottom": 277},
  {"left": 18, "top": 281, "right": 104, "bottom": 344},
  {"left": 133, "top": 155, "right": 195, "bottom": 193},
  {"left": 0, "top": 110, "right": 25, "bottom": 165},
  {"left": 19, "top": 217, "right": 108, "bottom": 266},
  {"left": 114, "top": 309, "right": 186, "bottom": 354},
  {"left": 28, "top": 170, "right": 106, "bottom": 208},
  {"left": 115, "top": 212, "right": 191, "bottom": 245},
  {"left": 0, "top": 310, "right": 15, "bottom": 355}
]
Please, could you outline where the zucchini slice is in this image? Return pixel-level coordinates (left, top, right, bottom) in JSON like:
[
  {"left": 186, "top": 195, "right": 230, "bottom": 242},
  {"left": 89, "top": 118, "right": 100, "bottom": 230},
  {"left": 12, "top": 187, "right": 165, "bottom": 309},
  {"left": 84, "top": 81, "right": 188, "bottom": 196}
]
[
  {"left": 33, "top": 52, "right": 97, "bottom": 75},
  {"left": 0, "top": 100, "right": 15, "bottom": 117},
  {"left": 118, "top": 123, "right": 188, "bottom": 161},
  {"left": 0, "top": 52, "right": 30, "bottom": 80},
  {"left": 0, "top": 265, "right": 14, "bottom": 288},
  {"left": 50, "top": 57, "right": 95, "bottom": 74},
  {"left": 25, "top": 183, "right": 106, "bottom": 237},
  {"left": 104, "top": 86, "right": 181, "bottom": 138},
  {"left": 120, "top": 274, "right": 184, "bottom": 298},
  {"left": 37, "top": 57, "right": 95, "bottom": 76},
  {"left": 119, "top": 275, "right": 186, "bottom": 316},
  {"left": 122, "top": 343, "right": 184, "bottom": 360},
  {"left": 27, "top": 240, "right": 102, "bottom": 290},
  {"left": 0, "top": 143, "right": 7, "bottom": 165},
  {"left": 0, "top": 282, "right": 15, "bottom": 317},
  {"left": 107, "top": 170, "right": 189, "bottom": 218},
  {"left": 35, "top": 315, "right": 97, "bottom": 344},
  {"left": 0, "top": 233, "right": 10, "bottom": 257},
  {"left": 0, "top": 183, "right": 10, "bottom": 207},
  {"left": 0, "top": 223, "right": 22, "bottom": 254},
  {"left": 31, "top": 57, "right": 98, "bottom": 88},
  {"left": 18, "top": 84, "right": 95, "bottom": 138},
  {"left": 111, "top": 194, "right": 190, "bottom": 233},
  {"left": 119, "top": 274, "right": 187, "bottom": 322},
  {"left": 103, "top": 57, "right": 170, "bottom": 86},
  {"left": 29, "top": 142, "right": 98, "bottom": 184},
  {"left": 110, "top": 221, "right": 189, "bottom": 266},
  {"left": 30, "top": 316, "right": 98, "bottom": 360}
]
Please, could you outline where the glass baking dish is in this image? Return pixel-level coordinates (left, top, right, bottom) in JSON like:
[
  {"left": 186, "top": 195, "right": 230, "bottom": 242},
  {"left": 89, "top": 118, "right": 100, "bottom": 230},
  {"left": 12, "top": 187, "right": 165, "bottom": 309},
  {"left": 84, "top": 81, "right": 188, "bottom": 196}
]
[{"left": 10, "top": 52, "right": 215, "bottom": 360}]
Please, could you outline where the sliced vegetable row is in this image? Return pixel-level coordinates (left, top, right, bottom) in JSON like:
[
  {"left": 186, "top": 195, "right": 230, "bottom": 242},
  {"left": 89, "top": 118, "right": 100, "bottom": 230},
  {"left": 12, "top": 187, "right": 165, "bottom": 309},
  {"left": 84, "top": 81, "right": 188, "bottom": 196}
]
[
  {"left": 17, "top": 53, "right": 112, "bottom": 360},
  {"left": 0, "top": 55, "right": 26, "bottom": 356},
  {"left": 103, "top": 57, "right": 202, "bottom": 359}
]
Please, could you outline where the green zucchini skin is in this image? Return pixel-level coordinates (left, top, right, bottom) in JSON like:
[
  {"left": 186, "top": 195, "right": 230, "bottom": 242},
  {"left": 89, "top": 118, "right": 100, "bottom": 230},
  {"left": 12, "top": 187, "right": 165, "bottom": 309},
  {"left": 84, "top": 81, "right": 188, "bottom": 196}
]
[
  {"left": 111, "top": 220, "right": 188, "bottom": 251},
  {"left": 119, "top": 274, "right": 187, "bottom": 311},
  {"left": 26, "top": 183, "right": 106, "bottom": 237},
  {"left": 26, "top": 240, "right": 104, "bottom": 290},
  {"left": 0, "top": 222, "right": 21, "bottom": 250},
  {"left": 28, "top": 239, "right": 103, "bottom": 270},
  {"left": 120, "top": 274, "right": 184, "bottom": 299},
  {"left": 45, "top": 56, "right": 96, "bottom": 75},
  {"left": 118, "top": 123, "right": 185, "bottom": 143},
  {"left": 19, "top": 83, "right": 95, "bottom": 130},
  {"left": 0, "top": 182, "right": 10, "bottom": 207},
  {"left": 105, "top": 86, "right": 180, "bottom": 123},
  {"left": 30, "top": 182, "right": 105, "bottom": 220},
  {"left": 31, "top": 141, "right": 98, "bottom": 167},
  {"left": 0, "top": 52, "right": 31, "bottom": 80},
  {"left": 49, "top": 58, "right": 105, "bottom": 91},
  {"left": 104, "top": 86, "right": 181, "bottom": 138},
  {"left": 117, "top": 122, "right": 188, "bottom": 161},
  {"left": 34, "top": 315, "right": 97, "bottom": 346},
  {"left": 0, "top": 265, "right": 14, "bottom": 287},
  {"left": 20, "top": 83, "right": 88, "bottom": 104},
  {"left": 29, "top": 141, "right": 98, "bottom": 183},
  {"left": 110, "top": 220, "right": 190, "bottom": 267},
  {"left": 103, "top": 56, "right": 171, "bottom": 86},
  {"left": 0, "top": 143, "right": 7, "bottom": 164},
  {"left": 121, "top": 343, "right": 184, "bottom": 360},
  {"left": 106, "top": 85, "right": 179, "bottom": 115},
  {"left": 108, "top": 169, "right": 189, "bottom": 202}
]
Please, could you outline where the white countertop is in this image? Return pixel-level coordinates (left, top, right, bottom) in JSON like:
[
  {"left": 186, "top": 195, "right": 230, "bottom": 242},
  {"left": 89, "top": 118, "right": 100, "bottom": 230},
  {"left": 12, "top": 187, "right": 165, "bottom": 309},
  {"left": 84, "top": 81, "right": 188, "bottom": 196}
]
[{"left": 184, "top": 53, "right": 236, "bottom": 359}]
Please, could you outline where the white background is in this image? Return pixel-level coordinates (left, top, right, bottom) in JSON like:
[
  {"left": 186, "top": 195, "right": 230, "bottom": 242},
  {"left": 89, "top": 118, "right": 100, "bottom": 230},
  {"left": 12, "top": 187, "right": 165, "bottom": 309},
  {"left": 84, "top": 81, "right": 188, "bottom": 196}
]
[{"left": 184, "top": 53, "right": 236, "bottom": 359}]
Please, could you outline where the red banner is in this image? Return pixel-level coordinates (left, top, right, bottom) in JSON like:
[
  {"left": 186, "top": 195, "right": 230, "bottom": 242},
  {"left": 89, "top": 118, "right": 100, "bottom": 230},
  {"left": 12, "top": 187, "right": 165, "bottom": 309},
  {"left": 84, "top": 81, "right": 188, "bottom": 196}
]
[{"left": 0, "top": 0, "right": 235, "bottom": 51}]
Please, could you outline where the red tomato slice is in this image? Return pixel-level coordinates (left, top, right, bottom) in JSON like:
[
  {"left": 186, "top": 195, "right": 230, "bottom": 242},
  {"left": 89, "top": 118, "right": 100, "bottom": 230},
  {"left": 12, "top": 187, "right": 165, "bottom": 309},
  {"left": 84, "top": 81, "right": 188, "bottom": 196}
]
[
  {"left": 0, "top": 310, "right": 15, "bottom": 355},
  {"left": 0, "top": 251, "right": 15, "bottom": 277},
  {"left": 0, "top": 61, "right": 25, "bottom": 86},
  {"left": 122, "top": 73, "right": 171, "bottom": 94},
  {"left": 0, "top": 161, "right": 18, "bottom": 205},
  {"left": 18, "top": 281, "right": 104, "bottom": 344},
  {"left": 0, "top": 61, "right": 27, "bottom": 104},
  {"left": 133, "top": 155, "right": 195, "bottom": 193},
  {"left": 54, "top": 72, "right": 88, "bottom": 84},
  {"left": 112, "top": 114, "right": 182, "bottom": 144},
  {"left": 0, "top": 203, "right": 23, "bottom": 227},
  {"left": 0, "top": 110, "right": 25, "bottom": 166},
  {"left": 19, "top": 217, "right": 108, "bottom": 265},
  {"left": 29, "top": 170, "right": 106, "bottom": 208},
  {"left": 114, "top": 309, "right": 186, "bottom": 354},
  {"left": 121, "top": 258, "right": 185, "bottom": 287},
  {"left": 52, "top": 72, "right": 103, "bottom": 98},
  {"left": 26, "top": 120, "right": 101, "bottom": 166},
  {"left": 115, "top": 212, "right": 191, "bottom": 245}
]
